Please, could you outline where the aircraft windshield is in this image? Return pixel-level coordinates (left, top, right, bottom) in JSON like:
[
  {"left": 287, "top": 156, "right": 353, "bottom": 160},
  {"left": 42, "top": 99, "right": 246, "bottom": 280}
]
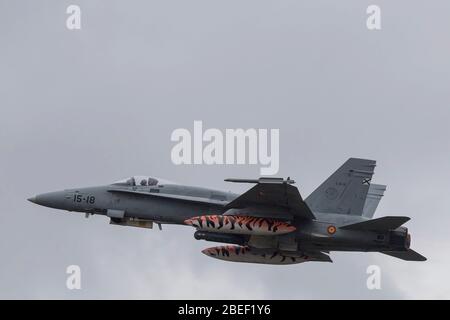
[{"left": 112, "top": 176, "right": 159, "bottom": 186}]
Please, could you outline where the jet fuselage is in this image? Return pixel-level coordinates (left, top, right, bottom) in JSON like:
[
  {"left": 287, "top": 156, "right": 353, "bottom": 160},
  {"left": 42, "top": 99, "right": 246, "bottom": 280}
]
[{"left": 28, "top": 183, "right": 410, "bottom": 255}]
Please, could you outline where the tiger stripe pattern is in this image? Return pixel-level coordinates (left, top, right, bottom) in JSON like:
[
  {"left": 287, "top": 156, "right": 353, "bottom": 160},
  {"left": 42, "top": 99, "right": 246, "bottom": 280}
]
[
  {"left": 184, "top": 215, "right": 296, "bottom": 235},
  {"left": 202, "top": 245, "right": 309, "bottom": 265}
]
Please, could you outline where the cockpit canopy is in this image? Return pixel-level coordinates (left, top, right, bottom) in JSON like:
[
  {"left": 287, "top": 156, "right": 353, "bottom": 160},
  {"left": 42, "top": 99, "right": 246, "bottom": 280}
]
[{"left": 112, "top": 176, "right": 161, "bottom": 187}]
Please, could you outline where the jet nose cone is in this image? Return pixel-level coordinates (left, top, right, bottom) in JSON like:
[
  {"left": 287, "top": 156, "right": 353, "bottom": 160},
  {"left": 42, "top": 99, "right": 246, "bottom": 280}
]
[{"left": 27, "top": 191, "right": 67, "bottom": 209}]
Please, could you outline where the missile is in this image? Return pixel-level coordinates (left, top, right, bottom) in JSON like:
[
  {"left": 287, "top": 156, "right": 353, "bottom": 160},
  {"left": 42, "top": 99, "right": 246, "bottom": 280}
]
[
  {"left": 201, "top": 245, "right": 311, "bottom": 265},
  {"left": 184, "top": 215, "right": 296, "bottom": 236}
]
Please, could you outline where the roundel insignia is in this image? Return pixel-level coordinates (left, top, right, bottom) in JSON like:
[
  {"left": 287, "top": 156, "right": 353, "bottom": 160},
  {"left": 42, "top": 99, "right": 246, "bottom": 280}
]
[
  {"left": 327, "top": 225, "right": 336, "bottom": 235},
  {"left": 325, "top": 187, "right": 338, "bottom": 200}
]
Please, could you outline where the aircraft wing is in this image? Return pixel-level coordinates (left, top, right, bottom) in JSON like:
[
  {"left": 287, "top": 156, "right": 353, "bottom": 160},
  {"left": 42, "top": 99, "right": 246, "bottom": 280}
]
[{"left": 224, "top": 178, "right": 315, "bottom": 220}]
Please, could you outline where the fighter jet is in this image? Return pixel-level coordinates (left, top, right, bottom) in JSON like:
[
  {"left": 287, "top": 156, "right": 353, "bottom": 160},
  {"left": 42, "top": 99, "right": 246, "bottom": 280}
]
[{"left": 28, "top": 158, "right": 426, "bottom": 264}]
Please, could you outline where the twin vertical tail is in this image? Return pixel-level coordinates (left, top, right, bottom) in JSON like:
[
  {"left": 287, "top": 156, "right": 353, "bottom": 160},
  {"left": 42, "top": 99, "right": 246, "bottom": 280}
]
[
  {"left": 363, "top": 184, "right": 387, "bottom": 218},
  {"left": 305, "top": 158, "right": 376, "bottom": 215}
]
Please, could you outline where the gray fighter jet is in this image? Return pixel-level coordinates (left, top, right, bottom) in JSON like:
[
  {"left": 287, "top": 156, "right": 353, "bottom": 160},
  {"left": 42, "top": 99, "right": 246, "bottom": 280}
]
[{"left": 28, "top": 158, "right": 426, "bottom": 264}]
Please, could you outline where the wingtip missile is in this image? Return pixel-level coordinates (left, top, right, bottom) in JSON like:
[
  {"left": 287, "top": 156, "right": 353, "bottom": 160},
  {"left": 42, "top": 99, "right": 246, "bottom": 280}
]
[{"left": 224, "top": 177, "right": 295, "bottom": 184}]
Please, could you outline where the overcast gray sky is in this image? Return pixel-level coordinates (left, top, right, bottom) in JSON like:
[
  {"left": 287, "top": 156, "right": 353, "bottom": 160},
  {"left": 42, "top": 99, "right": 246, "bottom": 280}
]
[{"left": 1, "top": 0, "right": 450, "bottom": 299}]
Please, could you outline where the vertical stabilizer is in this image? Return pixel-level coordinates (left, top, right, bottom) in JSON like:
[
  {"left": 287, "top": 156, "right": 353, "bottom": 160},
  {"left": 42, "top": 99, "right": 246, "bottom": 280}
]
[
  {"left": 305, "top": 158, "right": 376, "bottom": 215},
  {"left": 362, "top": 184, "right": 386, "bottom": 218}
]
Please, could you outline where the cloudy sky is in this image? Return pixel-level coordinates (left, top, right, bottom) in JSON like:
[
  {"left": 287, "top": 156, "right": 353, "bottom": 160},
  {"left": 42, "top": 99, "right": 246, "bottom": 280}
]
[{"left": 1, "top": 0, "right": 449, "bottom": 299}]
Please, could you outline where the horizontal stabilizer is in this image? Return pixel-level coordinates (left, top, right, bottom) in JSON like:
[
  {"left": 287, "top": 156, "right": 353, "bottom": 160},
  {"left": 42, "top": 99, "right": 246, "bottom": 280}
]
[
  {"left": 381, "top": 249, "right": 427, "bottom": 261},
  {"left": 340, "top": 216, "right": 410, "bottom": 231}
]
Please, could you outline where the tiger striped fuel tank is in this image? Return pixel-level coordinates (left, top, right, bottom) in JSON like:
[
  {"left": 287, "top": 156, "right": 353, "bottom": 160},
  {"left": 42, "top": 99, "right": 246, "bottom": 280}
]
[
  {"left": 184, "top": 215, "right": 296, "bottom": 235},
  {"left": 202, "top": 245, "right": 309, "bottom": 265}
]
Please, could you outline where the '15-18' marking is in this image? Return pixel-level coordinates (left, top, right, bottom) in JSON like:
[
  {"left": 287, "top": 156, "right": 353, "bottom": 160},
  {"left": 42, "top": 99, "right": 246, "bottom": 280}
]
[{"left": 73, "top": 194, "right": 95, "bottom": 204}]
